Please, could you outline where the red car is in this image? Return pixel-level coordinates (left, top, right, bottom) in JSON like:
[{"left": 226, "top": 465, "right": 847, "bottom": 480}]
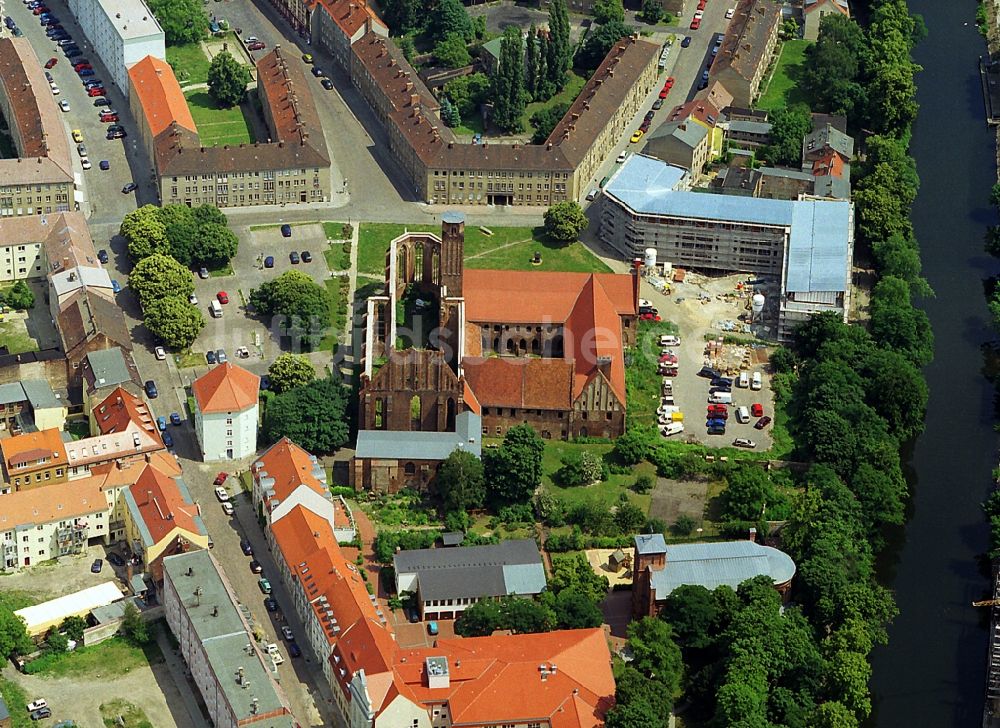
[
  {"left": 697, "top": 0, "right": 706, "bottom": 9},
  {"left": 754, "top": 416, "right": 772, "bottom": 430},
  {"left": 751, "top": 403, "right": 764, "bottom": 417},
  {"left": 247, "top": 40, "right": 265, "bottom": 50},
  {"left": 659, "top": 354, "right": 678, "bottom": 364},
  {"left": 213, "top": 472, "right": 229, "bottom": 486},
  {"left": 658, "top": 88, "right": 669, "bottom": 99},
  {"left": 707, "top": 404, "right": 728, "bottom": 415},
  {"left": 707, "top": 408, "right": 729, "bottom": 420},
  {"left": 87, "top": 87, "right": 106, "bottom": 97},
  {"left": 99, "top": 112, "right": 119, "bottom": 123},
  {"left": 690, "top": 17, "right": 701, "bottom": 29},
  {"left": 217, "top": 291, "right": 229, "bottom": 304},
  {"left": 664, "top": 76, "right": 675, "bottom": 89},
  {"left": 32, "top": 6, "right": 49, "bottom": 14},
  {"left": 44, "top": 57, "right": 57, "bottom": 68},
  {"left": 640, "top": 312, "right": 661, "bottom": 321},
  {"left": 75, "top": 63, "right": 92, "bottom": 71}
]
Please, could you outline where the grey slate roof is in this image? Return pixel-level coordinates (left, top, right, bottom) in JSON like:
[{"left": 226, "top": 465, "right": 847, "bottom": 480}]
[
  {"left": 354, "top": 411, "right": 482, "bottom": 461},
  {"left": 648, "top": 120, "right": 707, "bottom": 150},
  {"left": 813, "top": 173, "right": 851, "bottom": 201},
  {"left": 728, "top": 120, "right": 772, "bottom": 136},
  {"left": 83, "top": 347, "right": 138, "bottom": 390},
  {"left": 647, "top": 540, "right": 796, "bottom": 599},
  {"left": 0, "top": 380, "right": 60, "bottom": 409},
  {"left": 802, "top": 123, "right": 854, "bottom": 160},
  {"left": 635, "top": 533, "right": 667, "bottom": 556},
  {"left": 395, "top": 538, "right": 546, "bottom": 602},
  {"left": 442, "top": 531, "right": 465, "bottom": 546}
]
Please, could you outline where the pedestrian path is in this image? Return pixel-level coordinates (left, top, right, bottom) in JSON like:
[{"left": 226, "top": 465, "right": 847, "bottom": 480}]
[{"left": 155, "top": 628, "right": 210, "bottom": 728}]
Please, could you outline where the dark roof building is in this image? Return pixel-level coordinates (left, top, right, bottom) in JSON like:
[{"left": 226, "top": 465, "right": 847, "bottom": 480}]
[
  {"left": 709, "top": 0, "right": 782, "bottom": 107},
  {"left": 394, "top": 539, "right": 546, "bottom": 619}
]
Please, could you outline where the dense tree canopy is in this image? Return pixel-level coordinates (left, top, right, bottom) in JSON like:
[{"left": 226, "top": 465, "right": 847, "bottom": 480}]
[
  {"left": 267, "top": 353, "right": 316, "bottom": 393},
  {"left": 761, "top": 104, "right": 812, "bottom": 166},
  {"left": 129, "top": 254, "right": 194, "bottom": 309},
  {"left": 143, "top": 297, "right": 204, "bottom": 348},
  {"left": 263, "top": 377, "right": 350, "bottom": 453},
  {"left": 250, "top": 270, "right": 331, "bottom": 349},
  {"left": 437, "top": 449, "right": 486, "bottom": 513},
  {"left": 148, "top": 0, "right": 206, "bottom": 44},
  {"left": 483, "top": 424, "right": 544, "bottom": 505},
  {"left": 543, "top": 201, "right": 588, "bottom": 243},
  {"left": 575, "top": 20, "right": 632, "bottom": 71},
  {"left": 434, "top": 33, "right": 472, "bottom": 68},
  {"left": 490, "top": 27, "right": 528, "bottom": 132}
]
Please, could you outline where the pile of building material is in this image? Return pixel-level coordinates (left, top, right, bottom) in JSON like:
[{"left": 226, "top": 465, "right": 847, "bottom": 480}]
[{"left": 703, "top": 339, "right": 755, "bottom": 375}]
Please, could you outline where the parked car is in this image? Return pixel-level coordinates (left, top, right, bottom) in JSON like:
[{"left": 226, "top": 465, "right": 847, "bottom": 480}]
[
  {"left": 199, "top": 266, "right": 209, "bottom": 278},
  {"left": 697, "top": 366, "right": 720, "bottom": 379},
  {"left": 110, "top": 278, "right": 120, "bottom": 292},
  {"left": 26, "top": 700, "right": 48, "bottom": 713},
  {"left": 97, "top": 248, "right": 109, "bottom": 263},
  {"left": 302, "top": 53, "right": 313, "bottom": 63},
  {"left": 121, "top": 182, "right": 137, "bottom": 193},
  {"left": 214, "top": 472, "right": 228, "bottom": 486},
  {"left": 733, "top": 438, "right": 757, "bottom": 449},
  {"left": 241, "top": 539, "right": 253, "bottom": 556},
  {"left": 216, "top": 349, "right": 227, "bottom": 363},
  {"left": 154, "top": 346, "right": 166, "bottom": 360},
  {"left": 711, "top": 377, "right": 733, "bottom": 388},
  {"left": 639, "top": 312, "right": 660, "bottom": 321},
  {"left": 321, "top": 78, "right": 334, "bottom": 90},
  {"left": 707, "top": 424, "right": 726, "bottom": 435},
  {"left": 92, "top": 96, "right": 108, "bottom": 106},
  {"left": 754, "top": 416, "right": 772, "bottom": 430},
  {"left": 107, "top": 552, "right": 125, "bottom": 567},
  {"left": 30, "top": 708, "right": 51, "bottom": 721},
  {"left": 217, "top": 291, "right": 229, "bottom": 304},
  {"left": 264, "top": 597, "right": 278, "bottom": 611},
  {"left": 726, "top": 6, "right": 735, "bottom": 18},
  {"left": 706, "top": 418, "right": 726, "bottom": 429},
  {"left": 281, "top": 626, "right": 294, "bottom": 641},
  {"left": 206, "top": 349, "right": 217, "bottom": 364},
  {"left": 652, "top": 99, "right": 663, "bottom": 110},
  {"left": 311, "top": 66, "right": 324, "bottom": 77},
  {"left": 258, "top": 577, "right": 272, "bottom": 594},
  {"left": 264, "top": 255, "right": 274, "bottom": 268},
  {"left": 214, "top": 486, "right": 229, "bottom": 502},
  {"left": 259, "top": 375, "right": 271, "bottom": 391},
  {"left": 91, "top": 558, "right": 103, "bottom": 573},
  {"left": 77, "top": 67, "right": 94, "bottom": 76},
  {"left": 630, "top": 129, "right": 644, "bottom": 143},
  {"left": 162, "top": 431, "right": 174, "bottom": 448},
  {"left": 188, "top": 293, "right": 198, "bottom": 304},
  {"left": 428, "top": 621, "right": 439, "bottom": 636},
  {"left": 289, "top": 251, "right": 300, "bottom": 264},
  {"left": 750, "top": 403, "right": 763, "bottom": 417},
  {"left": 247, "top": 39, "right": 265, "bottom": 50},
  {"left": 71, "top": 129, "right": 83, "bottom": 143},
  {"left": 156, "top": 416, "right": 167, "bottom": 431},
  {"left": 288, "top": 642, "right": 302, "bottom": 658},
  {"left": 281, "top": 223, "right": 292, "bottom": 237},
  {"left": 690, "top": 16, "right": 701, "bottom": 29},
  {"left": 144, "top": 379, "right": 158, "bottom": 398},
  {"left": 169, "top": 412, "right": 182, "bottom": 426},
  {"left": 99, "top": 112, "right": 118, "bottom": 123},
  {"left": 221, "top": 501, "right": 233, "bottom": 515},
  {"left": 302, "top": 251, "right": 312, "bottom": 262},
  {"left": 44, "top": 57, "right": 57, "bottom": 68},
  {"left": 58, "top": 99, "right": 70, "bottom": 112}
]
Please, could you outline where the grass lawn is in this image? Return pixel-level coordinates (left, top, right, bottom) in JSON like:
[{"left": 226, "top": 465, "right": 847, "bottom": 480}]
[
  {"left": 26, "top": 637, "right": 162, "bottom": 679},
  {"left": 540, "top": 440, "right": 655, "bottom": 513},
  {"left": 322, "top": 221, "right": 350, "bottom": 240},
  {"left": 0, "top": 589, "right": 40, "bottom": 611},
  {"left": 166, "top": 42, "right": 211, "bottom": 86},
  {"left": 0, "top": 677, "right": 30, "bottom": 728},
  {"left": 208, "top": 262, "right": 234, "bottom": 277},
  {"left": 756, "top": 39, "right": 812, "bottom": 112},
  {"left": 324, "top": 243, "right": 351, "bottom": 272},
  {"left": 100, "top": 698, "right": 154, "bottom": 728},
  {"left": 453, "top": 115, "right": 486, "bottom": 136},
  {"left": 184, "top": 91, "right": 255, "bottom": 146},
  {"left": 65, "top": 418, "right": 91, "bottom": 440},
  {"left": 319, "top": 276, "right": 350, "bottom": 350},
  {"left": 175, "top": 351, "right": 205, "bottom": 368},
  {"left": 521, "top": 71, "right": 587, "bottom": 134},
  {"left": 357, "top": 223, "right": 609, "bottom": 276},
  {"left": 625, "top": 319, "right": 681, "bottom": 429},
  {"left": 0, "top": 319, "right": 38, "bottom": 354}
]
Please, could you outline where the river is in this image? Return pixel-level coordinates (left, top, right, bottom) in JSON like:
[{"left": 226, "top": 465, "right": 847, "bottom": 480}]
[{"left": 866, "top": 2, "right": 997, "bottom": 725}]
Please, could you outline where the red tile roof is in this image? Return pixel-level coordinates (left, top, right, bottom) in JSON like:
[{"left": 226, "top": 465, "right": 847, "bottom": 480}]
[
  {"left": 128, "top": 56, "right": 197, "bottom": 139},
  {"left": 667, "top": 99, "right": 721, "bottom": 127},
  {"left": 395, "top": 629, "right": 614, "bottom": 727},
  {"left": 312, "top": 0, "right": 386, "bottom": 37},
  {"left": 127, "top": 464, "right": 202, "bottom": 546},
  {"left": 255, "top": 437, "right": 328, "bottom": 508},
  {"left": 462, "top": 357, "right": 574, "bottom": 410},
  {"left": 192, "top": 363, "right": 259, "bottom": 414},
  {"left": 93, "top": 386, "right": 156, "bottom": 436},
  {"left": 1, "top": 429, "right": 66, "bottom": 469},
  {"left": 811, "top": 149, "right": 846, "bottom": 178}
]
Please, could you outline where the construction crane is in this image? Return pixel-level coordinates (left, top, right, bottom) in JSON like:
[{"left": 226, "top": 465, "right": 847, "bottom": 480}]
[{"left": 973, "top": 599, "right": 1000, "bottom": 607}]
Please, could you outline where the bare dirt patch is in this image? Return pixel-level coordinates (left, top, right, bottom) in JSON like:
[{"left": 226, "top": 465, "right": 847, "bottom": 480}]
[{"left": 648, "top": 477, "right": 710, "bottom": 527}]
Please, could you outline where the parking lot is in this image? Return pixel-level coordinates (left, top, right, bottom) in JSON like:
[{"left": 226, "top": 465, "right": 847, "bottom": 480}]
[{"left": 638, "top": 271, "right": 776, "bottom": 450}]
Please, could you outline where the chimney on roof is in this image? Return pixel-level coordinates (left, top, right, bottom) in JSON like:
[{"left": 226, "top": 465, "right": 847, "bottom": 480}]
[
  {"left": 410, "top": 93, "right": 419, "bottom": 106},
  {"left": 546, "top": 141, "right": 553, "bottom": 150},
  {"left": 405, "top": 82, "right": 413, "bottom": 92},
  {"left": 749, "top": 527, "right": 757, "bottom": 541}
]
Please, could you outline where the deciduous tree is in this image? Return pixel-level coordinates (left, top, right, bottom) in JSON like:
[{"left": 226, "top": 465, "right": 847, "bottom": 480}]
[
  {"left": 148, "top": 0, "right": 206, "bottom": 44},
  {"left": 432, "top": 0, "right": 473, "bottom": 42},
  {"left": 761, "top": 103, "right": 812, "bottom": 166},
  {"left": 444, "top": 73, "right": 490, "bottom": 118},
  {"left": 121, "top": 602, "right": 150, "bottom": 645},
  {"left": 592, "top": 0, "right": 625, "bottom": 24},
  {"left": 195, "top": 223, "right": 239, "bottom": 268},
  {"left": 121, "top": 205, "right": 169, "bottom": 261},
  {"left": 529, "top": 101, "right": 569, "bottom": 144},
  {"left": 434, "top": 33, "right": 472, "bottom": 68},
  {"left": 3, "top": 280, "right": 34, "bottom": 310},
  {"left": 250, "top": 270, "right": 332, "bottom": 347},
  {"left": 143, "top": 297, "right": 204, "bottom": 348},
  {"left": 437, "top": 449, "right": 486, "bottom": 513},
  {"left": 484, "top": 424, "right": 545, "bottom": 505},
  {"left": 543, "top": 201, "right": 588, "bottom": 243},
  {"left": 263, "top": 377, "right": 351, "bottom": 453},
  {"left": 0, "top": 607, "right": 31, "bottom": 658},
  {"left": 575, "top": 20, "right": 631, "bottom": 71},
  {"left": 129, "top": 253, "right": 194, "bottom": 309},
  {"left": 207, "top": 51, "right": 252, "bottom": 108},
  {"left": 267, "top": 353, "right": 316, "bottom": 393}
]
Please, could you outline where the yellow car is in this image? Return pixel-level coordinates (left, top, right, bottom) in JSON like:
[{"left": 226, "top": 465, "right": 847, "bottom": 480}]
[
  {"left": 630, "top": 130, "right": 644, "bottom": 143},
  {"left": 302, "top": 53, "right": 313, "bottom": 64},
  {"left": 71, "top": 129, "right": 83, "bottom": 143}
]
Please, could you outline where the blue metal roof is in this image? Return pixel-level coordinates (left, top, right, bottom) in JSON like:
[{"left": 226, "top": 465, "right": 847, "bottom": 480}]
[
  {"left": 442, "top": 211, "right": 465, "bottom": 224},
  {"left": 648, "top": 540, "right": 796, "bottom": 598},
  {"left": 786, "top": 199, "right": 852, "bottom": 293},
  {"left": 634, "top": 533, "right": 667, "bottom": 555},
  {"left": 355, "top": 412, "right": 481, "bottom": 461}
]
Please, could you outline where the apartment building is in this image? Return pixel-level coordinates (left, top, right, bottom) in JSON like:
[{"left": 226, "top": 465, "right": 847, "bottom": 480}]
[
  {"left": 66, "top": 0, "right": 165, "bottom": 97},
  {"left": 162, "top": 551, "right": 296, "bottom": 728},
  {"left": 57, "top": 289, "right": 133, "bottom": 385},
  {"left": 0, "top": 39, "right": 75, "bottom": 217},
  {"left": 251, "top": 437, "right": 355, "bottom": 544},
  {"left": 803, "top": 0, "right": 849, "bottom": 41},
  {"left": 708, "top": 0, "right": 782, "bottom": 107},
  {"left": 347, "top": 31, "right": 659, "bottom": 206},
  {"left": 0, "top": 428, "right": 69, "bottom": 491},
  {"left": 312, "top": 0, "right": 387, "bottom": 70},
  {"left": 0, "top": 478, "right": 110, "bottom": 569},
  {"left": 0, "top": 381, "right": 66, "bottom": 434},
  {"left": 129, "top": 50, "right": 332, "bottom": 209},
  {"left": 192, "top": 363, "right": 259, "bottom": 461}
]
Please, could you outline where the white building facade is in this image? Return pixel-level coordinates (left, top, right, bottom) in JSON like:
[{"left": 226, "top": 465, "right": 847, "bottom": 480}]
[
  {"left": 192, "top": 363, "right": 260, "bottom": 462},
  {"left": 67, "top": 0, "right": 165, "bottom": 98}
]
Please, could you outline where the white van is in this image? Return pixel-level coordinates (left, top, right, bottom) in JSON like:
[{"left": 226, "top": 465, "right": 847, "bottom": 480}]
[
  {"left": 751, "top": 371, "right": 762, "bottom": 390},
  {"left": 586, "top": 189, "right": 599, "bottom": 201},
  {"left": 738, "top": 371, "right": 749, "bottom": 388},
  {"left": 210, "top": 299, "right": 223, "bottom": 318},
  {"left": 735, "top": 406, "right": 750, "bottom": 424},
  {"left": 661, "top": 422, "right": 685, "bottom": 437},
  {"left": 660, "top": 335, "right": 681, "bottom": 347},
  {"left": 708, "top": 391, "right": 732, "bottom": 404}
]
